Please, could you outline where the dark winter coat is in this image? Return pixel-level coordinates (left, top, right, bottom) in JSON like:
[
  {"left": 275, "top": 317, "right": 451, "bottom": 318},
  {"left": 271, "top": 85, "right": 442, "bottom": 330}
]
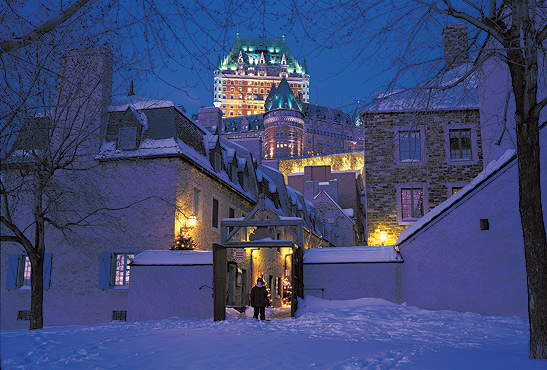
[{"left": 250, "top": 285, "right": 269, "bottom": 308}]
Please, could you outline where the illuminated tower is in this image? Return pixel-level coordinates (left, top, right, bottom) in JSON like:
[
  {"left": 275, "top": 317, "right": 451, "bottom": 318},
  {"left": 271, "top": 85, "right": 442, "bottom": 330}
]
[
  {"left": 213, "top": 35, "right": 310, "bottom": 118},
  {"left": 263, "top": 78, "right": 304, "bottom": 159}
]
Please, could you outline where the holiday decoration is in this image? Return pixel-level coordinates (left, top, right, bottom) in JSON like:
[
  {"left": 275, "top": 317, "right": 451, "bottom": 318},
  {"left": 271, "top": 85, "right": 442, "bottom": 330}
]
[{"left": 171, "top": 232, "right": 196, "bottom": 250}]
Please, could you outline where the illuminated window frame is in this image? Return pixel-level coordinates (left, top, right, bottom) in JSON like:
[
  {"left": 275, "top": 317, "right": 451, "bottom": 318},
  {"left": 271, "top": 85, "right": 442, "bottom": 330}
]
[
  {"left": 113, "top": 253, "right": 134, "bottom": 287},
  {"left": 395, "top": 183, "right": 429, "bottom": 225}
]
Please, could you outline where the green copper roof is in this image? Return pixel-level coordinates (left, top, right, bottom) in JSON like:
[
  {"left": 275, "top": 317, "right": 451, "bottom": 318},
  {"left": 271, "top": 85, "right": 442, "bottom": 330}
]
[
  {"left": 265, "top": 77, "right": 302, "bottom": 111},
  {"left": 218, "top": 36, "right": 306, "bottom": 75}
]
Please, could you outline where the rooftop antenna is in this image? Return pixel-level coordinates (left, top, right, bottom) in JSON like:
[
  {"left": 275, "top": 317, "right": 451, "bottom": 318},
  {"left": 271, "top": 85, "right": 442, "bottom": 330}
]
[{"left": 128, "top": 81, "right": 135, "bottom": 96}]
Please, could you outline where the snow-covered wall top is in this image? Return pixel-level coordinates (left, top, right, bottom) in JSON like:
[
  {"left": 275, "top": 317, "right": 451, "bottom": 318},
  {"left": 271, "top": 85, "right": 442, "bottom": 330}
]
[
  {"left": 304, "top": 246, "right": 401, "bottom": 264},
  {"left": 397, "top": 149, "right": 517, "bottom": 246},
  {"left": 132, "top": 250, "right": 213, "bottom": 265}
]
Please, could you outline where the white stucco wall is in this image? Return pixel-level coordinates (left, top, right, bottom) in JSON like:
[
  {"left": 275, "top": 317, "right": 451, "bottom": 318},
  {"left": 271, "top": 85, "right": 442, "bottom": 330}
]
[
  {"left": 303, "top": 263, "right": 403, "bottom": 303},
  {"left": 128, "top": 265, "right": 213, "bottom": 321},
  {"left": 400, "top": 129, "right": 547, "bottom": 317}
]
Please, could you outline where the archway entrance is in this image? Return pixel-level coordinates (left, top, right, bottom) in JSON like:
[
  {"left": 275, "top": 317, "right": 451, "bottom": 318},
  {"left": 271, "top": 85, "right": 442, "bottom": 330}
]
[{"left": 213, "top": 196, "right": 304, "bottom": 321}]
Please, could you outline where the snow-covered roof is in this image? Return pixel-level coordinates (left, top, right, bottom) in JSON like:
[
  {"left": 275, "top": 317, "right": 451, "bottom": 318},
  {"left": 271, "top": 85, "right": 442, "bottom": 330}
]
[
  {"left": 397, "top": 149, "right": 517, "bottom": 246},
  {"left": 108, "top": 95, "right": 175, "bottom": 112},
  {"left": 304, "top": 246, "right": 401, "bottom": 264},
  {"left": 365, "top": 63, "right": 478, "bottom": 113},
  {"left": 132, "top": 250, "right": 213, "bottom": 265}
]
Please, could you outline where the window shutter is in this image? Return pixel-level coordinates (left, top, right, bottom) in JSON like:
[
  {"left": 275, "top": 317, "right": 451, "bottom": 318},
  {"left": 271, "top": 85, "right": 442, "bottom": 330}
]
[
  {"left": 43, "top": 254, "right": 52, "bottom": 290},
  {"left": 6, "top": 254, "right": 19, "bottom": 290},
  {"left": 98, "top": 253, "right": 112, "bottom": 289}
]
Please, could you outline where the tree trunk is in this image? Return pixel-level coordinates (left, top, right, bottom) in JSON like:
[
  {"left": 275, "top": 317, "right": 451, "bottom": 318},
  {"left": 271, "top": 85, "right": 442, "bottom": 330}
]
[
  {"left": 516, "top": 119, "right": 547, "bottom": 359},
  {"left": 30, "top": 255, "right": 44, "bottom": 330}
]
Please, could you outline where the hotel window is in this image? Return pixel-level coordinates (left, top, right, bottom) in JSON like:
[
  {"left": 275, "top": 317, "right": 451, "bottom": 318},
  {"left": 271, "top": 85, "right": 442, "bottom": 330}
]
[
  {"left": 212, "top": 198, "right": 219, "bottom": 228},
  {"left": 5, "top": 254, "right": 52, "bottom": 290},
  {"left": 193, "top": 188, "right": 201, "bottom": 219},
  {"left": 98, "top": 253, "right": 134, "bottom": 289},
  {"left": 449, "top": 129, "right": 472, "bottom": 160},
  {"left": 399, "top": 131, "right": 421, "bottom": 161},
  {"left": 401, "top": 188, "right": 424, "bottom": 220}
]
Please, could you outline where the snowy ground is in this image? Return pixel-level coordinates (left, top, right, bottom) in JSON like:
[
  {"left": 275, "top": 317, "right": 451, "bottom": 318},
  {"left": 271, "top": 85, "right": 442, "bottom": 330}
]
[{"left": 2, "top": 297, "right": 545, "bottom": 370}]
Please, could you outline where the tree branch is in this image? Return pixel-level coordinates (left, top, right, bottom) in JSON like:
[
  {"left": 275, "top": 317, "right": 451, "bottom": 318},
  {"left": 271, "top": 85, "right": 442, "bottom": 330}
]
[{"left": 0, "top": 0, "right": 92, "bottom": 54}]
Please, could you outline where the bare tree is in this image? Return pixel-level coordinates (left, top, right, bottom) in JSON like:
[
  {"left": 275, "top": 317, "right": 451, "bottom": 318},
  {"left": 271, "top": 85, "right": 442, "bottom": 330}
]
[
  {"left": 288, "top": 0, "right": 546, "bottom": 358},
  {"left": 0, "top": 0, "right": 250, "bottom": 330}
]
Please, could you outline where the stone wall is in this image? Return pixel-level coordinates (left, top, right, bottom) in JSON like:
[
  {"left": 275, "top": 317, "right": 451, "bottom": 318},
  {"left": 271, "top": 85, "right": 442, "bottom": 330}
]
[{"left": 362, "top": 109, "right": 483, "bottom": 246}]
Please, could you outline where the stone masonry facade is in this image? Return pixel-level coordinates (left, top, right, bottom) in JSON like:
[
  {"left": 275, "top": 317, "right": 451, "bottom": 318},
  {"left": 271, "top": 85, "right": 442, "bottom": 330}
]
[{"left": 362, "top": 109, "right": 483, "bottom": 246}]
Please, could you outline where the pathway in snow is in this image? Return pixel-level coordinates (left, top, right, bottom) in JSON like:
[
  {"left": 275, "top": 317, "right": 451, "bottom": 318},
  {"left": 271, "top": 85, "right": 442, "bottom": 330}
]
[{"left": 2, "top": 297, "right": 545, "bottom": 370}]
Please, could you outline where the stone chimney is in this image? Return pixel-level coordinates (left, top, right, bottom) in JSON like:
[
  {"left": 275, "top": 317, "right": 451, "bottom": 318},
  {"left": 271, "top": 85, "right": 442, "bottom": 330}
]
[
  {"left": 197, "top": 107, "right": 224, "bottom": 132},
  {"left": 442, "top": 23, "right": 468, "bottom": 69}
]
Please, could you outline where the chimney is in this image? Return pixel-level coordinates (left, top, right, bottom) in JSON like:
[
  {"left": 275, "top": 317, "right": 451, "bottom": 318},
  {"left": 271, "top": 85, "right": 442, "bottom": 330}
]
[
  {"left": 442, "top": 23, "right": 468, "bottom": 69},
  {"left": 197, "top": 106, "right": 224, "bottom": 131}
]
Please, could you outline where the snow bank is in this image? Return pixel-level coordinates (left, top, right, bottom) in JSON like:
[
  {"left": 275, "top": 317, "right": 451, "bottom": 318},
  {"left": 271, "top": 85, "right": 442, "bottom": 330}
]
[
  {"left": 297, "top": 295, "right": 400, "bottom": 313},
  {"left": 132, "top": 250, "right": 213, "bottom": 265}
]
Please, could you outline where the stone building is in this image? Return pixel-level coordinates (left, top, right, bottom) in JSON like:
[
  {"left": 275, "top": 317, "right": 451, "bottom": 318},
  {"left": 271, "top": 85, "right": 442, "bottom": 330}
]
[
  {"left": 200, "top": 79, "right": 361, "bottom": 161},
  {"left": 287, "top": 165, "right": 366, "bottom": 245},
  {"left": 213, "top": 35, "right": 309, "bottom": 117},
  {"left": 361, "top": 24, "right": 483, "bottom": 245},
  {"left": 1, "top": 50, "right": 337, "bottom": 330}
]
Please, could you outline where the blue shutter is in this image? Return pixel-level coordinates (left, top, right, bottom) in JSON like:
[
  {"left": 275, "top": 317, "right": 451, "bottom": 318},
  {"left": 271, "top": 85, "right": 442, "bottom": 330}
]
[
  {"left": 98, "top": 253, "right": 112, "bottom": 289},
  {"left": 43, "top": 254, "right": 52, "bottom": 290},
  {"left": 6, "top": 254, "right": 19, "bottom": 290}
]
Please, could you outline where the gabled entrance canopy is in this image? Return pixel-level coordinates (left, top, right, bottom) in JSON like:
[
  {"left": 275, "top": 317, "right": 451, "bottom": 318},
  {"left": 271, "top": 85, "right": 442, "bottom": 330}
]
[{"left": 214, "top": 194, "right": 304, "bottom": 320}]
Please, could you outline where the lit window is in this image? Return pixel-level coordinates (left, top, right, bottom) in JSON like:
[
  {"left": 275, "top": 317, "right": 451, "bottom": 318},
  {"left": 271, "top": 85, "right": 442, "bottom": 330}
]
[
  {"left": 452, "top": 186, "right": 463, "bottom": 195},
  {"left": 449, "top": 129, "right": 472, "bottom": 160},
  {"left": 7, "top": 254, "right": 53, "bottom": 290},
  {"left": 401, "top": 188, "right": 423, "bottom": 220},
  {"left": 114, "top": 254, "right": 134, "bottom": 286},
  {"left": 399, "top": 131, "right": 421, "bottom": 161}
]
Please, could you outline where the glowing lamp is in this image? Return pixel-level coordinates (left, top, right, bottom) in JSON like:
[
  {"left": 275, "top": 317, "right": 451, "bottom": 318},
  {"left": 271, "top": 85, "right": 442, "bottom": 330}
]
[
  {"left": 188, "top": 215, "right": 197, "bottom": 227},
  {"left": 380, "top": 231, "right": 387, "bottom": 242}
]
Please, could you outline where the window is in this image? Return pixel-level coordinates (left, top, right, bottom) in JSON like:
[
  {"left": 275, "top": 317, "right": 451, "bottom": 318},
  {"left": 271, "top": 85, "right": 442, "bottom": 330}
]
[
  {"left": 452, "top": 186, "right": 463, "bottom": 195},
  {"left": 449, "top": 129, "right": 472, "bottom": 160},
  {"left": 242, "top": 173, "right": 249, "bottom": 191},
  {"left": 212, "top": 198, "right": 219, "bottom": 228},
  {"left": 112, "top": 310, "right": 127, "bottom": 321},
  {"left": 6, "top": 254, "right": 52, "bottom": 290},
  {"left": 399, "top": 131, "right": 421, "bottom": 161},
  {"left": 327, "top": 217, "right": 335, "bottom": 224},
  {"left": 98, "top": 253, "right": 134, "bottom": 289},
  {"left": 214, "top": 152, "right": 222, "bottom": 172},
  {"left": 118, "top": 127, "right": 137, "bottom": 150},
  {"left": 401, "top": 188, "right": 424, "bottom": 220},
  {"left": 17, "top": 310, "right": 31, "bottom": 320},
  {"left": 114, "top": 254, "right": 133, "bottom": 286},
  {"left": 193, "top": 188, "right": 201, "bottom": 219}
]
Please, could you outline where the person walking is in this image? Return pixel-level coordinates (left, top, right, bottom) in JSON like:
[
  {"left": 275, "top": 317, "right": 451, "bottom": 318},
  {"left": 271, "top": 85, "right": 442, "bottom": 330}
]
[{"left": 250, "top": 277, "right": 269, "bottom": 320}]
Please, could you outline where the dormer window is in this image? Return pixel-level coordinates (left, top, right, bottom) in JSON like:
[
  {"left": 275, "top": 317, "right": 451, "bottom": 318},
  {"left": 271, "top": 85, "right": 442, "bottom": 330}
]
[
  {"left": 231, "top": 165, "right": 237, "bottom": 182},
  {"left": 214, "top": 152, "right": 221, "bottom": 172},
  {"left": 118, "top": 127, "right": 137, "bottom": 150}
]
